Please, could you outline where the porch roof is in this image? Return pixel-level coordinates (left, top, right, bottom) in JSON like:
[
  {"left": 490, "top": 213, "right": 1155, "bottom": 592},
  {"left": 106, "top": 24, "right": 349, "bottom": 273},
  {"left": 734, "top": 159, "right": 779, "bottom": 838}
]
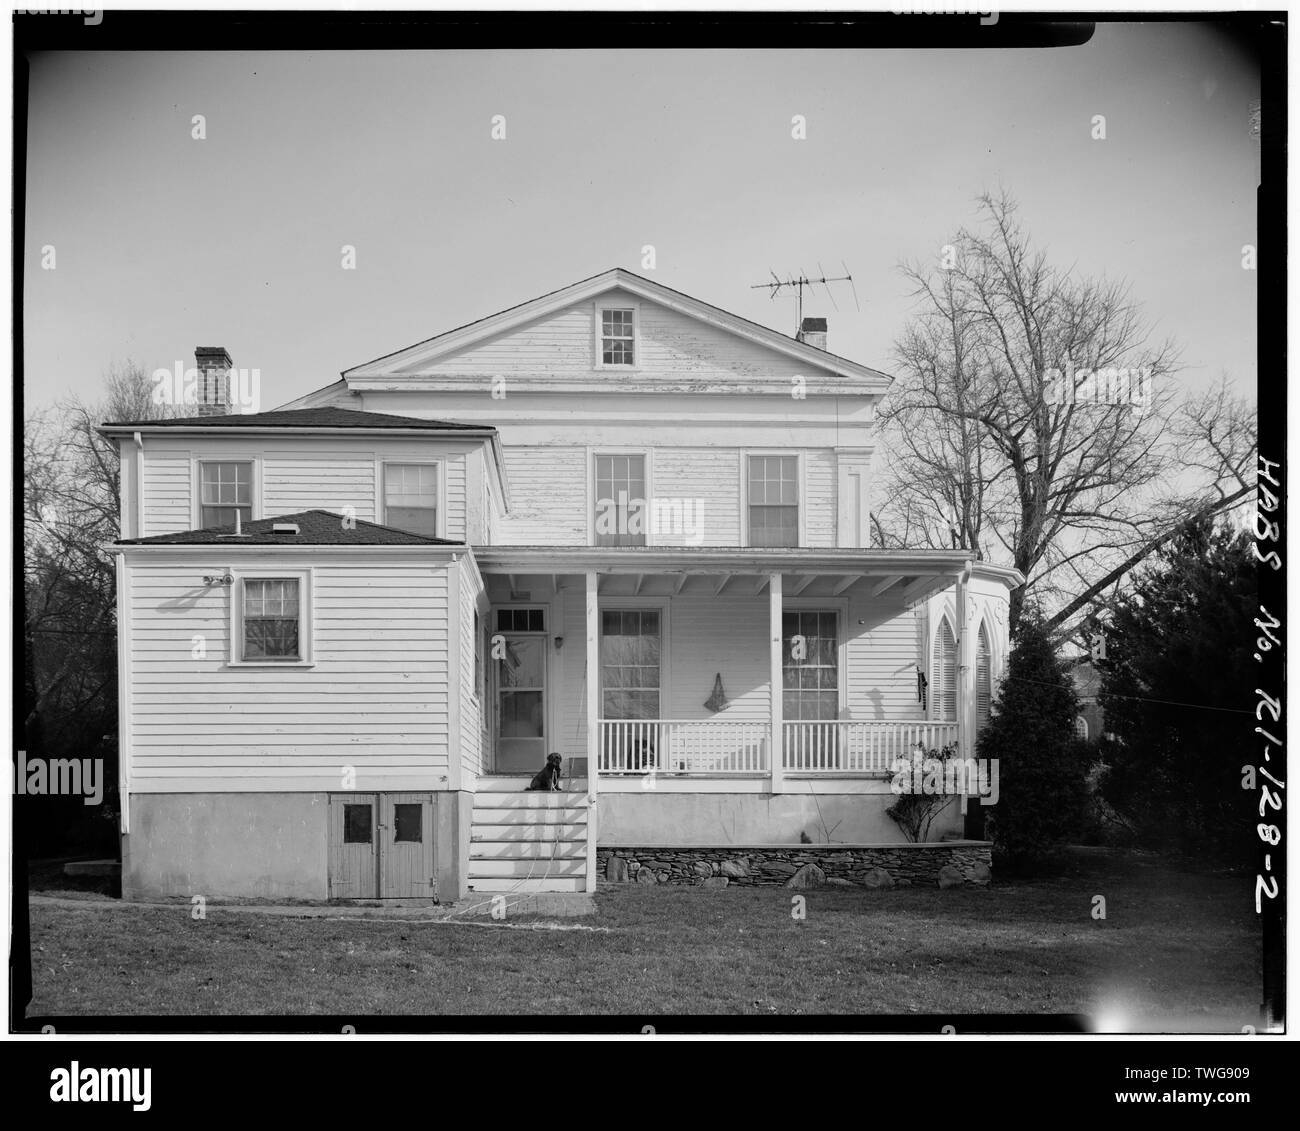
[{"left": 473, "top": 546, "right": 1023, "bottom": 602}]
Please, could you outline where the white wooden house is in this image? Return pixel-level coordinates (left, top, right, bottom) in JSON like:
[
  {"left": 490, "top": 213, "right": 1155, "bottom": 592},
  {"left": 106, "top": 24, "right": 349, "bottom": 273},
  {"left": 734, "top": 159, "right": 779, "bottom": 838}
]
[{"left": 104, "top": 269, "right": 1021, "bottom": 899}]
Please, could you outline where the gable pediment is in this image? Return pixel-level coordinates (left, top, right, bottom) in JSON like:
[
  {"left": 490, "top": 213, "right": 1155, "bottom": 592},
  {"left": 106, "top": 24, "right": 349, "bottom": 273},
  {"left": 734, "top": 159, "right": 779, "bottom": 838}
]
[{"left": 342, "top": 269, "right": 891, "bottom": 396}]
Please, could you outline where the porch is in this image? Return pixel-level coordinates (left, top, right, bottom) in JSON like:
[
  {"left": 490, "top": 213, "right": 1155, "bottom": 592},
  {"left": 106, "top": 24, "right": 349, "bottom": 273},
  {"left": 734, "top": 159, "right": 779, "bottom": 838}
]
[
  {"left": 470, "top": 547, "right": 1018, "bottom": 893},
  {"left": 474, "top": 546, "right": 1008, "bottom": 785}
]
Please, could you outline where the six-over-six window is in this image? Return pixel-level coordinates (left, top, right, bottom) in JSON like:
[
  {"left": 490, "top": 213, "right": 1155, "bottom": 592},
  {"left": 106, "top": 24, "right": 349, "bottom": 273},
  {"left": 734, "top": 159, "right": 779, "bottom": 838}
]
[
  {"left": 199, "top": 461, "right": 253, "bottom": 528},
  {"left": 241, "top": 577, "right": 302, "bottom": 661},
  {"left": 748, "top": 454, "right": 799, "bottom": 547},
  {"left": 383, "top": 463, "right": 439, "bottom": 536},
  {"left": 600, "top": 308, "right": 635, "bottom": 365}
]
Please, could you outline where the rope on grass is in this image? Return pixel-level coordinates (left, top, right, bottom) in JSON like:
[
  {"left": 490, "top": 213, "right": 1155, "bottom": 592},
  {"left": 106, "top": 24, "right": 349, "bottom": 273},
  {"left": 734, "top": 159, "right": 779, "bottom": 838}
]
[{"left": 315, "top": 916, "right": 611, "bottom": 932}]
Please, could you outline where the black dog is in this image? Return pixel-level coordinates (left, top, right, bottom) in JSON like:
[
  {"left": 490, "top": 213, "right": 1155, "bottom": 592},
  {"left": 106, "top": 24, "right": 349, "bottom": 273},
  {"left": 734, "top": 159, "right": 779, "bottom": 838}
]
[{"left": 526, "top": 753, "right": 562, "bottom": 792}]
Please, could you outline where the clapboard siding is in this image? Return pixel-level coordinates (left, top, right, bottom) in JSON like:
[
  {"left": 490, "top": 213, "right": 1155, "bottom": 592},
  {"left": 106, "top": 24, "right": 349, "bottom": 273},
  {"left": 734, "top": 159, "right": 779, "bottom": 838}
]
[
  {"left": 141, "top": 450, "right": 192, "bottom": 536},
  {"left": 263, "top": 451, "right": 375, "bottom": 521},
  {"left": 408, "top": 305, "right": 593, "bottom": 375},
  {"left": 663, "top": 595, "right": 770, "bottom": 719},
  {"left": 845, "top": 593, "right": 925, "bottom": 721},
  {"left": 458, "top": 555, "right": 486, "bottom": 781},
  {"left": 126, "top": 557, "right": 453, "bottom": 792},
  {"left": 499, "top": 446, "right": 587, "bottom": 544},
  {"left": 805, "top": 449, "right": 837, "bottom": 548},
  {"left": 410, "top": 288, "right": 817, "bottom": 385},
  {"left": 650, "top": 448, "right": 741, "bottom": 546},
  {"left": 135, "top": 436, "right": 474, "bottom": 541},
  {"left": 496, "top": 444, "right": 841, "bottom": 548}
]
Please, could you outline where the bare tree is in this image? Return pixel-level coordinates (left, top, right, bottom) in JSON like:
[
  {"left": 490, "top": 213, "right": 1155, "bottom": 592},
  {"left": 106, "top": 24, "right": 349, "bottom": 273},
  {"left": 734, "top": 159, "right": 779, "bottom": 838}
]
[
  {"left": 1043, "top": 374, "right": 1256, "bottom": 641},
  {"left": 874, "top": 191, "right": 1255, "bottom": 637},
  {"left": 24, "top": 362, "right": 187, "bottom": 748}
]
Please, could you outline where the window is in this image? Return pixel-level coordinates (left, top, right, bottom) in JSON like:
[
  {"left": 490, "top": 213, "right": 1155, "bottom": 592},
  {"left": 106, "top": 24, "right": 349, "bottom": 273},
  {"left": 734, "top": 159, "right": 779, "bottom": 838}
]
[
  {"left": 783, "top": 611, "right": 839, "bottom": 721},
  {"left": 601, "top": 610, "right": 661, "bottom": 720},
  {"left": 496, "top": 608, "right": 545, "bottom": 633},
  {"left": 594, "top": 454, "right": 647, "bottom": 546},
  {"left": 199, "top": 461, "right": 252, "bottom": 527},
  {"left": 343, "top": 804, "right": 372, "bottom": 844},
  {"left": 1075, "top": 716, "right": 1090, "bottom": 740},
  {"left": 931, "top": 617, "right": 957, "bottom": 722},
  {"left": 242, "top": 577, "right": 301, "bottom": 661},
  {"left": 393, "top": 803, "right": 422, "bottom": 842},
  {"left": 600, "top": 308, "right": 635, "bottom": 365},
  {"left": 383, "top": 463, "right": 438, "bottom": 536},
  {"left": 976, "top": 622, "right": 992, "bottom": 726},
  {"left": 748, "top": 455, "right": 799, "bottom": 547}
]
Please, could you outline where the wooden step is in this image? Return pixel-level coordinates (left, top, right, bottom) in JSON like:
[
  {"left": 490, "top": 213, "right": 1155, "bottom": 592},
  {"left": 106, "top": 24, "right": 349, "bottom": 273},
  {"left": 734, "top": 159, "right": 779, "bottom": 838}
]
[
  {"left": 471, "top": 824, "right": 588, "bottom": 842},
  {"left": 467, "top": 877, "right": 587, "bottom": 893},
  {"left": 473, "top": 791, "right": 588, "bottom": 808},
  {"left": 477, "top": 776, "right": 589, "bottom": 791},
  {"left": 469, "top": 840, "right": 587, "bottom": 860},
  {"left": 472, "top": 808, "right": 587, "bottom": 827},
  {"left": 469, "top": 858, "right": 587, "bottom": 878}
]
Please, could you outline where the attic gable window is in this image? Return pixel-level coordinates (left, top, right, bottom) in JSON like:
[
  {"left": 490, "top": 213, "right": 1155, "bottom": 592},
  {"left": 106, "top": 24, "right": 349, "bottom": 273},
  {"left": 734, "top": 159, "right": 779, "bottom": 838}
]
[{"left": 600, "top": 308, "right": 636, "bottom": 366}]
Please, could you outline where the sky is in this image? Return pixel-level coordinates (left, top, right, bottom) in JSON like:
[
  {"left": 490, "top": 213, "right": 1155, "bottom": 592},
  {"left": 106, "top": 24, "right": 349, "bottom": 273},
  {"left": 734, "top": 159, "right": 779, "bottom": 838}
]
[{"left": 22, "top": 23, "right": 1260, "bottom": 413}]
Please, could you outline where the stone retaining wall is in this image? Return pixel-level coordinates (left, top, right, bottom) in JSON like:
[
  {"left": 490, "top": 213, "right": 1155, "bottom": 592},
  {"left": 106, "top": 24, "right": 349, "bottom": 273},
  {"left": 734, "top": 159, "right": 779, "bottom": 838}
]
[{"left": 597, "top": 843, "right": 992, "bottom": 890}]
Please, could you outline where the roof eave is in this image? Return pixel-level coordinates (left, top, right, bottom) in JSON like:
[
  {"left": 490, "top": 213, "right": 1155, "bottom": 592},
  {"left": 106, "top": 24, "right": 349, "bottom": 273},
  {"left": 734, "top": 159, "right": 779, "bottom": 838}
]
[
  {"left": 472, "top": 546, "right": 978, "bottom": 573},
  {"left": 95, "top": 424, "right": 499, "bottom": 439},
  {"left": 108, "top": 541, "right": 469, "bottom": 553}
]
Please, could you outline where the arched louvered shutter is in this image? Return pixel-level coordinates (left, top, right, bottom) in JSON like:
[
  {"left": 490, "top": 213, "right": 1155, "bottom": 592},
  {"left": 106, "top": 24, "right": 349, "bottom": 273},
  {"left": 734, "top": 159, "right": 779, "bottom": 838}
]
[
  {"left": 932, "top": 618, "right": 957, "bottom": 722},
  {"left": 976, "top": 622, "right": 992, "bottom": 727}
]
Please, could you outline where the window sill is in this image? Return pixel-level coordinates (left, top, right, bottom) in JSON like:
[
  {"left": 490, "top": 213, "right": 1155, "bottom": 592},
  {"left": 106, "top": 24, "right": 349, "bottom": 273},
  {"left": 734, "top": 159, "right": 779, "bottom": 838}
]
[{"left": 224, "top": 661, "right": 317, "bottom": 669}]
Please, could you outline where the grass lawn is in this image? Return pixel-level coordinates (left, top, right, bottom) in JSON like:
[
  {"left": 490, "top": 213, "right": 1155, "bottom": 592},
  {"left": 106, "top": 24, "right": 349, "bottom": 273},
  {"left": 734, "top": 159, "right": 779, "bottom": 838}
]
[{"left": 25, "top": 848, "right": 1261, "bottom": 1025}]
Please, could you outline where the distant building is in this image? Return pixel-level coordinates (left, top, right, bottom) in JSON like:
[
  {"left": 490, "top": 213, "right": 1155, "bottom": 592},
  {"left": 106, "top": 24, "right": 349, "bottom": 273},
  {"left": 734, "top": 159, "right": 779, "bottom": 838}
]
[{"left": 1069, "top": 660, "right": 1106, "bottom": 741}]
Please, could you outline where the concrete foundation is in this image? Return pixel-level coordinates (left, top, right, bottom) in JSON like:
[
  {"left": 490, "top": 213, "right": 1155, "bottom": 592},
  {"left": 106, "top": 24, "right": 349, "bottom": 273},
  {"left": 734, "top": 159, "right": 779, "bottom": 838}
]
[
  {"left": 597, "top": 791, "right": 964, "bottom": 845},
  {"left": 123, "top": 792, "right": 469, "bottom": 901}
]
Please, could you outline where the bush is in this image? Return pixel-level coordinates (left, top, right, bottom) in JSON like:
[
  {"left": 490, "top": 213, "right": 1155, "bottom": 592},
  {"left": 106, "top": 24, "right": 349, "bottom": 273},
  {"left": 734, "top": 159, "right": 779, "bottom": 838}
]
[
  {"left": 978, "top": 614, "right": 1091, "bottom": 870},
  {"left": 885, "top": 742, "right": 960, "bottom": 842}
]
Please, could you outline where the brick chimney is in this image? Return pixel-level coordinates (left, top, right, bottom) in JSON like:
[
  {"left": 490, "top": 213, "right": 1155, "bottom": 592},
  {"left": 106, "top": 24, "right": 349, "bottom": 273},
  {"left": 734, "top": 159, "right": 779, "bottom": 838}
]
[
  {"left": 797, "top": 316, "right": 827, "bottom": 351},
  {"left": 195, "top": 347, "right": 232, "bottom": 416}
]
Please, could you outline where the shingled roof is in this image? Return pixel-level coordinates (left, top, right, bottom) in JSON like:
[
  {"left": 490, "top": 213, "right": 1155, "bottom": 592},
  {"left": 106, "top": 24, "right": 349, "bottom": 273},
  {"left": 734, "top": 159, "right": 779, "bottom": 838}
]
[
  {"left": 101, "top": 406, "right": 489, "bottom": 431},
  {"left": 117, "top": 510, "right": 464, "bottom": 547}
]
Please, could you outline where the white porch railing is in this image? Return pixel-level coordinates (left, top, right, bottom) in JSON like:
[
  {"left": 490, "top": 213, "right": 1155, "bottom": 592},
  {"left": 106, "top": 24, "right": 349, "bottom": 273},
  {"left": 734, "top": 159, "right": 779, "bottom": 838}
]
[
  {"left": 597, "top": 719, "right": 960, "bottom": 776},
  {"left": 599, "top": 719, "right": 769, "bottom": 774},
  {"left": 782, "top": 720, "right": 960, "bottom": 774}
]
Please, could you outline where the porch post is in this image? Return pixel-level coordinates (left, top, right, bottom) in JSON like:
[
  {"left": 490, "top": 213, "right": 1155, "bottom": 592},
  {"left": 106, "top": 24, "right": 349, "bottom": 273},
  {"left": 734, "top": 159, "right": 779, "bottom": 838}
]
[
  {"left": 769, "top": 572, "right": 784, "bottom": 794},
  {"left": 584, "top": 571, "right": 600, "bottom": 893},
  {"left": 955, "top": 565, "right": 973, "bottom": 819}
]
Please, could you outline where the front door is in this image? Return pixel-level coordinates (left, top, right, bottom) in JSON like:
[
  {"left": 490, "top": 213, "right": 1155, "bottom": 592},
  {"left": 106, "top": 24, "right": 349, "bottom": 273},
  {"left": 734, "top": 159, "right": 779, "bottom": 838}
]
[
  {"left": 783, "top": 610, "right": 841, "bottom": 769},
  {"left": 493, "top": 610, "right": 549, "bottom": 773},
  {"left": 328, "top": 792, "right": 436, "bottom": 899}
]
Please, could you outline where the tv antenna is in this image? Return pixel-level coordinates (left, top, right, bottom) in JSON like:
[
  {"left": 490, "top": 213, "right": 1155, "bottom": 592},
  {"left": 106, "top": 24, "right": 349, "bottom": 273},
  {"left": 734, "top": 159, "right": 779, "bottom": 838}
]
[{"left": 751, "top": 261, "right": 861, "bottom": 337}]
